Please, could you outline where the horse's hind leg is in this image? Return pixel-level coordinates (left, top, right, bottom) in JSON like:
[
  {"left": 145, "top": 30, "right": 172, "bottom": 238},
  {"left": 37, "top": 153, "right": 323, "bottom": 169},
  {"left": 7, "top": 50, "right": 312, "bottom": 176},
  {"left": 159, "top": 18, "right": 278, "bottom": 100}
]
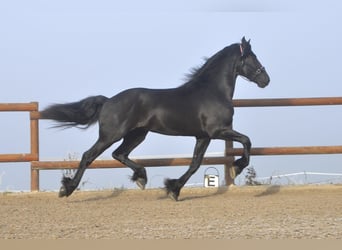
[
  {"left": 112, "top": 128, "right": 148, "bottom": 189},
  {"left": 59, "top": 135, "right": 117, "bottom": 197}
]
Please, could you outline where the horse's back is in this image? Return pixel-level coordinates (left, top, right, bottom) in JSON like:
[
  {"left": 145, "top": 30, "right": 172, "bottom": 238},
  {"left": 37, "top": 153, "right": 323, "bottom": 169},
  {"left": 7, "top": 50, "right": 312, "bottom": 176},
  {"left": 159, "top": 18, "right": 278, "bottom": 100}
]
[
  {"left": 99, "top": 86, "right": 233, "bottom": 137},
  {"left": 98, "top": 87, "right": 201, "bottom": 135}
]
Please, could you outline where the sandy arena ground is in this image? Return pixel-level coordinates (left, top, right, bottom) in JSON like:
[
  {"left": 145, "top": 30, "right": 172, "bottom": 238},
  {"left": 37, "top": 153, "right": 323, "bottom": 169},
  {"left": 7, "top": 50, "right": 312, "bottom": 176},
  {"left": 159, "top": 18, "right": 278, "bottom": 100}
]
[{"left": 1, "top": 185, "right": 342, "bottom": 239}]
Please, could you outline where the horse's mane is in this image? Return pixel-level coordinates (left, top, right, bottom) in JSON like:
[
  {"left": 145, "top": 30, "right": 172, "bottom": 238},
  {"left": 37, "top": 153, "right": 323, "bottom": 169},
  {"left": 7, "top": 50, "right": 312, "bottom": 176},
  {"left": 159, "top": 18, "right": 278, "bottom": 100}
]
[{"left": 183, "top": 43, "right": 239, "bottom": 85}]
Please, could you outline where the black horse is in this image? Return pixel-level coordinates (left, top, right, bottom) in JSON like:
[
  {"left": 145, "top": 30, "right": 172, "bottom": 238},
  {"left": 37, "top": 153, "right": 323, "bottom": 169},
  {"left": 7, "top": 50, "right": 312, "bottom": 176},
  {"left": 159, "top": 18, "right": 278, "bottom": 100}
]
[{"left": 40, "top": 37, "right": 270, "bottom": 201}]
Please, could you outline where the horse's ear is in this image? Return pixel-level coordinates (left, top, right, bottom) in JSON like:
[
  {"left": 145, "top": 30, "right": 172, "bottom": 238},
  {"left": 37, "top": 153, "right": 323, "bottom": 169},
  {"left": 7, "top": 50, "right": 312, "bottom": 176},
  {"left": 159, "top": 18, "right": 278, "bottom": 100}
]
[
  {"left": 240, "top": 37, "right": 251, "bottom": 57},
  {"left": 241, "top": 36, "right": 251, "bottom": 44}
]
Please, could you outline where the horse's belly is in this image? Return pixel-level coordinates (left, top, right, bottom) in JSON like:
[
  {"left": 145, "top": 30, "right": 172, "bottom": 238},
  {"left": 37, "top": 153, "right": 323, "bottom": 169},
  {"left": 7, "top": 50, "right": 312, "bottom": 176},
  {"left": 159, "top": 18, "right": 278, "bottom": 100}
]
[{"left": 148, "top": 112, "right": 206, "bottom": 136}]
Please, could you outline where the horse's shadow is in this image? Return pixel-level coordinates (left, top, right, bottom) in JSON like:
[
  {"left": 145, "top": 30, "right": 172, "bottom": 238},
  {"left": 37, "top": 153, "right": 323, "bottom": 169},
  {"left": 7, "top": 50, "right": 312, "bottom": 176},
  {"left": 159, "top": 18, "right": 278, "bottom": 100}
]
[
  {"left": 158, "top": 187, "right": 229, "bottom": 202},
  {"left": 254, "top": 185, "right": 281, "bottom": 197},
  {"left": 69, "top": 185, "right": 281, "bottom": 203},
  {"left": 70, "top": 188, "right": 125, "bottom": 203},
  {"left": 168, "top": 185, "right": 281, "bottom": 201}
]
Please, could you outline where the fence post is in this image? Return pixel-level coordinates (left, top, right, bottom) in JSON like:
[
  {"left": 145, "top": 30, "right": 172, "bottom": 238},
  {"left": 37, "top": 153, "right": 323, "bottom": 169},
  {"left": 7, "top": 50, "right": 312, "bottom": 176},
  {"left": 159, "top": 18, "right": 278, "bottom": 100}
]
[
  {"left": 29, "top": 102, "right": 39, "bottom": 191},
  {"left": 224, "top": 125, "right": 235, "bottom": 186}
]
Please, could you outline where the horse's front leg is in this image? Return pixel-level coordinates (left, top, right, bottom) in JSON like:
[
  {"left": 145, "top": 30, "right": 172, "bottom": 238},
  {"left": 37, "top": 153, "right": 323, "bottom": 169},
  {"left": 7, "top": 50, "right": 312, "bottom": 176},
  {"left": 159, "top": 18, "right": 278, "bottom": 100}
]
[
  {"left": 213, "top": 129, "right": 251, "bottom": 179},
  {"left": 165, "top": 138, "right": 210, "bottom": 201}
]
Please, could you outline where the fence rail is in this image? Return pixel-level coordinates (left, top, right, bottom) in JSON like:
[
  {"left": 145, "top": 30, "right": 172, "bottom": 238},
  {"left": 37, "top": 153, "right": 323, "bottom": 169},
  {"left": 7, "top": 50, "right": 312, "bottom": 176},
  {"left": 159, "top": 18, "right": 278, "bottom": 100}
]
[
  {"left": 227, "top": 145, "right": 342, "bottom": 155},
  {"left": 0, "top": 102, "right": 38, "bottom": 112},
  {"left": 1, "top": 97, "right": 342, "bottom": 191},
  {"left": 31, "top": 145, "right": 342, "bottom": 170},
  {"left": 232, "top": 97, "right": 342, "bottom": 107}
]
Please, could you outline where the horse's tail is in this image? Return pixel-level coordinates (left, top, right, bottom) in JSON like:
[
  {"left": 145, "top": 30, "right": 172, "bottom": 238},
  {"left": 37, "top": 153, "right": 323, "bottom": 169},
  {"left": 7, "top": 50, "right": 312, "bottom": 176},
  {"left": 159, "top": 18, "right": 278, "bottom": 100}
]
[{"left": 40, "top": 95, "right": 109, "bottom": 129}]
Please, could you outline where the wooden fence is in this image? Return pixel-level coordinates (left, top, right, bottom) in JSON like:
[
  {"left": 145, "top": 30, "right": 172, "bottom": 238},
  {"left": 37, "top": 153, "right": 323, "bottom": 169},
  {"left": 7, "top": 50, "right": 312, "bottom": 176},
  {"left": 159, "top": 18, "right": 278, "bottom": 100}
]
[
  {"left": 0, "top": 102, "right": 39, "bottom": 191},
  {"left": 1, "top": 97, "right": 342, "bottom": 191}
]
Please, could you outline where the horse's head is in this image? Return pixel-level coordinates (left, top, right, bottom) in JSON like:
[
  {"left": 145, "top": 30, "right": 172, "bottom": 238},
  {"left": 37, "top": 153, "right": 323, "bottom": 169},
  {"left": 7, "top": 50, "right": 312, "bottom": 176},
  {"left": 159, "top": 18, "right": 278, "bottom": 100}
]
[{"left": 237, "top": 37, "right": 270, "bottom": 88}]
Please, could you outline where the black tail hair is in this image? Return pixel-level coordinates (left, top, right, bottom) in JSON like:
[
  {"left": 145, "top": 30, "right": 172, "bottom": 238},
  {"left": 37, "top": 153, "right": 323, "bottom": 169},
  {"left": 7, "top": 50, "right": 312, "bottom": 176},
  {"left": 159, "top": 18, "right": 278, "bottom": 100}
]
[{"left": 40, "top": 95, "right": 109, "bottom": 129}]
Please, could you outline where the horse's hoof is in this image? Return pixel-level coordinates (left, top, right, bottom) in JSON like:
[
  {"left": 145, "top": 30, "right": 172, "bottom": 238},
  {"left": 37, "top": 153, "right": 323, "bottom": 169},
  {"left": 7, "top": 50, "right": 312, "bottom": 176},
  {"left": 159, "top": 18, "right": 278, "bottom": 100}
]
[
  {"left": 168, "top": 191, "right": 179, "bottom": 202},
  {"left": 136, "top": 178, "right": 146, "bottom": 190},
  {"left": 59, "top": 185, "right": 67, "bottom": 197},
  {"left": 229, "top": 166, "right": 236, "bottom": 179},
  {"left": 229, "top": 166, "right": 242, "bottom": 180},
  {"left": 164, "top": 179, "right": 180, "bottom": 201}
]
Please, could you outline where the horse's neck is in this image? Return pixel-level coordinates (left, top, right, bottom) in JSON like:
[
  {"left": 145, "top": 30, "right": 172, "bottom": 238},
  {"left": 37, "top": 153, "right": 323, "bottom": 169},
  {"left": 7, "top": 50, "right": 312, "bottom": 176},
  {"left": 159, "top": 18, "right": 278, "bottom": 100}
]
[
  {"left": 181, "top": 50, "right": 240, "bottom": 100},
  {"left": 225, "top": 77, "right": 237, "bottom": 100},
  {"left": 217, "top": 74, "right": 237, "bottom": 101},
  {"left": 209, "top": 58, "right": 239, "bottom": 101}
]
